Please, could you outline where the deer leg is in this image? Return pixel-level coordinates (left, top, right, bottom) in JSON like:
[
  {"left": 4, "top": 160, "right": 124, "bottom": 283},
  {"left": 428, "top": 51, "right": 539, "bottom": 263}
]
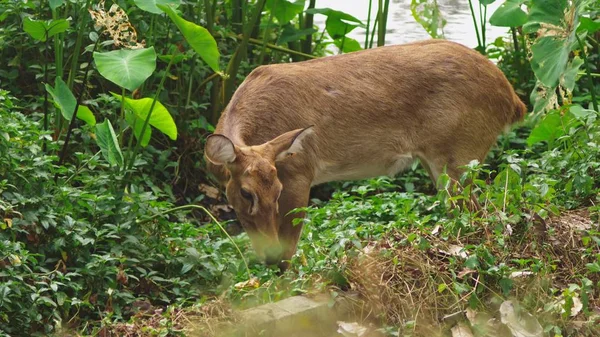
[{"left": 422, "top": 150, "right": 486, "bottom": 212}]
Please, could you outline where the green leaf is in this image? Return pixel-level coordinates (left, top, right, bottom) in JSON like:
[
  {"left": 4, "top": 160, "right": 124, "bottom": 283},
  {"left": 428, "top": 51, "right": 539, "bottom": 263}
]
[
  {"left": 93, "top": 47, "right": 157, "bottom": 91},
  {"left": 266, "top": 0, "right": 306, "bottom": 24},
  {"left": 480, "top": 0, "right": 496, "bottom": 4},
  {"left": 112, "top": 93, "right": 177, "bottom": 146},
  {"left": 125, "top": 110, "right": 152, "bottom": 146},
  {"left": 578, "top": 17, "right": 600, "bottom": 34},
  {"left": 499, "top": 278, "right": 514, "bottom": 296},
  {"left": 530, "top": 36, "right": 574, "bottom": 88},
  {"left": 489, "top": 0, "right": 528, "bottom": 27},
  {"left": 527, "top": 110, "right": 562, "bottom": 146},
  {"left": 133, "top": 0, "right": 179, "bottom": 14},
  {"left": 23, "top": 17, "right": 69, "bottom": 41},
  {"left": 158, "top": 4, "right": 220, "bottom": 73},
  {"left": 306, "top": 8, "right": 364, "bottom": 39},
  {"left": 569, "top": 105, "right": 595, "bottom": 121},
  {"left": 181, "top": 263, "right": 194, "bottom": 274},
  {"left": 561, "top": 56, "right": 583, "bottom": 92},
  {"left": 334, "top": 36, "right": 362, "bottom": 53},
  {"left": 464, "top": 255, "right": 480, "bottom": 269},
  {"left": 279, "top": 25, "right": 317, "bottom": 44},
  {"left": 410, "top": 0, "right": 446, "bottom": 38},
  {"left": 49, "top": 0, "right": 65, "bottom": 10},
  {"left": 524, "top": 0, "right": 568, "bottom": 34},
  {"left": 45, "top": 77, "right": 76, "bottom": 120},
  {"left": 95, "top": 120, "right": 124, "bottom": 167},
  {"left": 76, "top": 105, "right": 97, "bottom": 127}
]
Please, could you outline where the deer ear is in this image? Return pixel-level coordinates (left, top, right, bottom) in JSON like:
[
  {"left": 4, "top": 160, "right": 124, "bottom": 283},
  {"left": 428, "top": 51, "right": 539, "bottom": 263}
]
[
  {"left": 269, "top": 126, "right": 314, "bottom": 162},
  {"left": 205, "top": 134, "right": 236, "bottom": 165}
]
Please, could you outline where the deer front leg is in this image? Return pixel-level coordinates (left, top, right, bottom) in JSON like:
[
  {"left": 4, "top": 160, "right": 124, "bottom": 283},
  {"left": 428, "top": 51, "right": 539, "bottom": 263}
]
[{"left": 276, "top": 173, "right": 311, "bottom": 271}]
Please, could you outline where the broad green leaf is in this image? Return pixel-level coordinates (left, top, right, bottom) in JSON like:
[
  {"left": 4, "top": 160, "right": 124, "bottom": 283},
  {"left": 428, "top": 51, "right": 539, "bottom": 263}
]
[
  {"left": 76, "top": 105, "right": 97, "bottom": 127},
  {"left": 45, "top": 77, "right": 76, "bottom": 120},
  {"left": 266, "top": 0, "right": 306, "bottom": 24},
  {"left": 527, "top": 110, "right": 562, "bottom": 146},
  {"left": 279, "top": 25, "right": 317, "bottom": 44},
  {"left": 411, "top": 0, "right": 446, "bottom": 38},
  {"left": 125, "top": 110, "right": 152, "bottom": 146},
  {"left": 530, "top": 36, "right": 575, "bottom": 88},
  {"left": 306, "top": 8, "right": 364, "bottom": 39},
  {"left": 561, "top": 56, "right": 583, "bottom": 92},
  {"left": 93, "top": 47, "right": 157, "bottom": 91},
  {"left": 489, "top": 0, "right": 528, "bottom": 27},
  {"left": 480, "top": 0, "right": 496, "bottom": 4},
  {"left": 133, "top": 0, "right": 179, "bottom": 14},
  {"left": 112, "top": 93, "right": 177, "bottom": 146},
  {"left": 524, "top": 0, "right": 568, "bottom": 33},
  {"left": 578, "top": 17, "right": 600, "bottom": 34},
  {"left": 95, "top": 120, "right": 124, "bottom": 166},
  {"left": 49, "top": 0, "right": 65, "bottom": 10},
  {"left": 23, "top": 17, "right": 69, "bottom": 41},
  {"left": 569, "top": 105, "right": 595, "bottom": 121},
  {"left": 334, "top": 36, "right": 362, "bottom": 53},
  {"left": 158, "top": 4, "right": 220, "bottom": 73}
]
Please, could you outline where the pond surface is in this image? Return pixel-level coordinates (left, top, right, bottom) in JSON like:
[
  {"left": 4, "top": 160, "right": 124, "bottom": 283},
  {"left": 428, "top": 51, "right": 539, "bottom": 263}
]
[{"left": 314, "top": 0, "right": 509, "bottom": 49}]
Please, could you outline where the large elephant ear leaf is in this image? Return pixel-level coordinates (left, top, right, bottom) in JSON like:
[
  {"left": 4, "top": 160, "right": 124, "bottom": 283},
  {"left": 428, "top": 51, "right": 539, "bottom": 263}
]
[
  {"left": 93, "top": 47, "right": 157, "bottom": 91},
  {"left": 158, "top": 4, "right": 220, "bottom": 73},
  {"left": 133, "top": 0, "right": 179, "bottom": 14},
  {"left": 489, "top": 0, "right": 528, "bottom": 27},
  {"left": 111, "top": 93, "right": 177, "bottom": 147}
]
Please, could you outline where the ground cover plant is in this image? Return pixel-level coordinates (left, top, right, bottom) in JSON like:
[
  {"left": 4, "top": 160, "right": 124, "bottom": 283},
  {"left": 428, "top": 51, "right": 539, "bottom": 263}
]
[{"left": 0, "top": 0, "right": 599, "bottom": 336}]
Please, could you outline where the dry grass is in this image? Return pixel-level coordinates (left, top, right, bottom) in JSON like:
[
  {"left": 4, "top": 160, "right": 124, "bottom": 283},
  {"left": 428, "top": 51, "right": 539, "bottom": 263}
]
[{"left": 340, "top": 209, "right": 600, "bottom": 336}]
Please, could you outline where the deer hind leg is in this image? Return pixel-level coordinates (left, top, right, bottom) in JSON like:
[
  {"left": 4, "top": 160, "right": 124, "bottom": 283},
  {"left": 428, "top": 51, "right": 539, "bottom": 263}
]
[{"left": 419, "top": 145, "right": 489, "bottom": 212}]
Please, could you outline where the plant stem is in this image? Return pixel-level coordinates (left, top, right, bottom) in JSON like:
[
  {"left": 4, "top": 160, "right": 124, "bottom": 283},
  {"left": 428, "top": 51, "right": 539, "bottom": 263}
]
[
  {"left": 365, "top": 0, "right": 373, "bottom": 49},
  {"left": 55, "top": 38, "right": 100, "bottom": 181},
  {"left": 369, "top": 14, "right": 379, "bottom": 49},
  {"left": 222, "top": 0, "right": 267, "bottom": 108},
  {"left": 43, "top": 35, "right": 50, "bottom": 152},
  {"left": 137, "top": 204, "right": 251, "bottom": 279},
  {"left": 302, "top": 0, "right": 316, "bottom": 56},
  {"left": 576, "top": 34, "right": 599, "bottom": 112},
  {"left": 467, "top": 0, "right": 482, "bottom": 50},
  {"left": 67, "top": 0, "right": 92, "bottom": 89},
  {"left": 258, "top": 0, "right": 276, "bottom": 65}
]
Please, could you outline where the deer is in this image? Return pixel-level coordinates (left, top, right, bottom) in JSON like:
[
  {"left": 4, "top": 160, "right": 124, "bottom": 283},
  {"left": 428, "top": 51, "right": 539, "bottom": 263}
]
[{"left": 204, "top": 39, "right": 527, "bottom": 270}]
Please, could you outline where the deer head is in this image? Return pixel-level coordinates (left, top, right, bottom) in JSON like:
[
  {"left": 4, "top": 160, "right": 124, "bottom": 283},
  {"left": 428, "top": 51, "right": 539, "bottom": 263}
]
[{"left": 204, "top": 126, "right": 314, "bottom": 265}]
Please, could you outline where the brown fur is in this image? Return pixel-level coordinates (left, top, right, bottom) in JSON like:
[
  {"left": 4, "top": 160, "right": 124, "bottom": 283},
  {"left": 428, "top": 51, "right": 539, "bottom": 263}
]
[{"left": 205, "top": 39, "right": 527, "bottom": 268}]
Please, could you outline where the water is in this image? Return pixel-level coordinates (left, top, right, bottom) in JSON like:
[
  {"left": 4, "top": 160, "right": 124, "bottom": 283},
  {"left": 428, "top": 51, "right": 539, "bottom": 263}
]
[{"left": 313, "top": 0, "right": 509, "bottom": 49}]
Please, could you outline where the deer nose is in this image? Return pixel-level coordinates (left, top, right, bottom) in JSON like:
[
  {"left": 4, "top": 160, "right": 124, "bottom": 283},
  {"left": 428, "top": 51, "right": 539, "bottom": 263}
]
[{"left": 264, "top": 246, "right": 283, "bottom": 265}]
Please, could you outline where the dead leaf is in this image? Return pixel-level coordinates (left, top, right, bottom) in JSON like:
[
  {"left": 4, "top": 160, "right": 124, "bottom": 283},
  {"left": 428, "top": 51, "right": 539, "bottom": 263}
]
[
  {"left": 337, "top": 321, "right": 368, "bottom": 337},
  {"left": 509, "top": 271, "right": 534, "bottom": 279},
  {"left": 558, "top": 295, "right": 583, "bottom": 317},
  {"left": 234, "top": 277, "right": 260, "bottom": 290},
  {"left": 499, "top": 300, "right": 543, "bottom": 337},
  {"left": 451, "top": 322, "right": 474, "bottom": 337},
  {"left": 199, "top": 184, "right": 221, "bottom": 199}
]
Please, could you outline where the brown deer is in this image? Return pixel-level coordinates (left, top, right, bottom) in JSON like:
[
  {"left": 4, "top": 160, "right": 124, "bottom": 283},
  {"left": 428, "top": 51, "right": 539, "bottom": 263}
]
[{"left": 204, "top": 39, "right": 526, "bottom": 269}]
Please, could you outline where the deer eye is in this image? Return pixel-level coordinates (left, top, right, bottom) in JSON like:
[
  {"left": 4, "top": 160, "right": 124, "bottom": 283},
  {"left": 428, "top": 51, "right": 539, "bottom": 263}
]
[{"left": 240, "top": 188, "right": 252, "bottom": 201}]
